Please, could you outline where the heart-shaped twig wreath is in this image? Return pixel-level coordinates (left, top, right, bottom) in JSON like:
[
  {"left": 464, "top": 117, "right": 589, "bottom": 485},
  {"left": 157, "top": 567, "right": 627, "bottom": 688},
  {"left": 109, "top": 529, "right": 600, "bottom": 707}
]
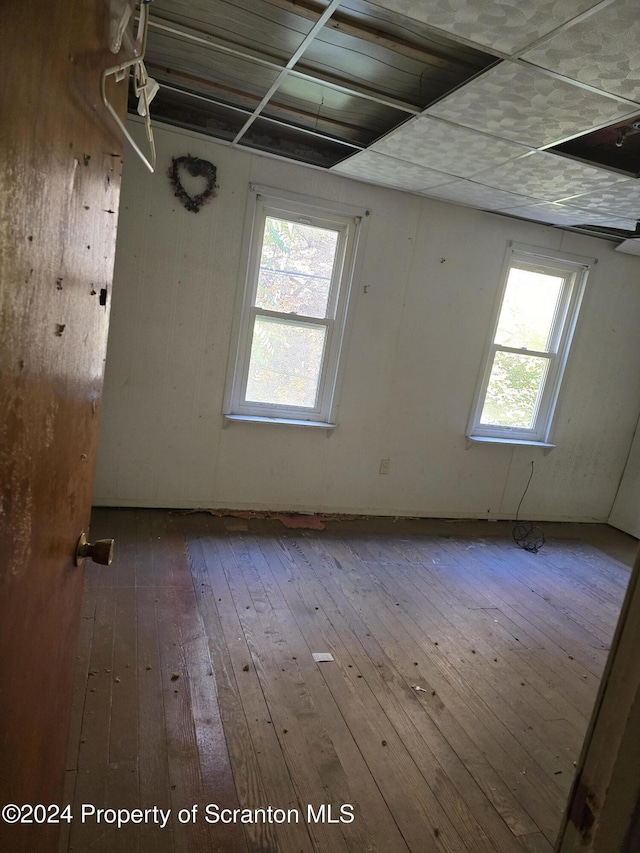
[{"left": 167, "top": 154, "right": 218, "bottom": 213}]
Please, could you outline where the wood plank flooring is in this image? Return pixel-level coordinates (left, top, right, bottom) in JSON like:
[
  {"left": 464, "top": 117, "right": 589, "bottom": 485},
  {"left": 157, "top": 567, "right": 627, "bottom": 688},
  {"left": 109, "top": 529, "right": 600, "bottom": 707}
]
[{"left": 60, "top": 510, "right": 635, "bottom": 853}]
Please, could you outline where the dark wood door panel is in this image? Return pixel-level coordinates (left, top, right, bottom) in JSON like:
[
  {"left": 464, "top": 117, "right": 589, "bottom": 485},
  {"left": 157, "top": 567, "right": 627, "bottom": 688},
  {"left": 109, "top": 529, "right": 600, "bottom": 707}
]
[{"left": 0, "top": 2, "right": 128, "bottom": 849}]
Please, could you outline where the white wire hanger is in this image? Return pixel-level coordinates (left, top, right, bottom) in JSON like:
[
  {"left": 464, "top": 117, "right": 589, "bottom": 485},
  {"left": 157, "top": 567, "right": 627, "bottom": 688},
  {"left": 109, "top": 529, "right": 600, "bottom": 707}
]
[{"left": 102, "top": 0, "right": 157, "bottom": 172}]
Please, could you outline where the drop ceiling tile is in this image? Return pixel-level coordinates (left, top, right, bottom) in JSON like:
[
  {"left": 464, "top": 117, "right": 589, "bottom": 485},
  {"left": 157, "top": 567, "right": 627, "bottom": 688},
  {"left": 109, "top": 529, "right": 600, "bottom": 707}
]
[
  {"left": 498, "top": 202, "right": 638, "bottom": 229},
  {"left": 523, "top": 0, "right": 640, "bottom": 103},
  {"left": 474, "top": 152, "right": 630, "bottom": 201},
  {"left": 426, "top": 62, "right": 636, "bottom": 147},
  {"left": 370, "top": 116, "right": 532, "bottom": 177},
  {"left": 560, "top": 181, "right": 640, "bottom": 218},
  {"left": 332, "top": 150, "right": 454, "bottom": 190},
  {"left": 368, "top": 0, "right": 606, "bottom": 56},
  {"left": 421, "top": 180, "right": 532, "bottom": 210},
  {"left": 571, "top": 212, "right": 638, "bottom": 229}
]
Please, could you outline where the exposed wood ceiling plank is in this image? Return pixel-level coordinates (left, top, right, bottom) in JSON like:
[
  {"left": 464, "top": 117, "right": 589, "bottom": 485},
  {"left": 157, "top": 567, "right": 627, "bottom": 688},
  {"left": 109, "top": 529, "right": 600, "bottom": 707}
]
[
  {"left": 150, "top": 0, "right": 314, "bottom": 62},
  {"left": 148, "top": 19, "right": 422, "bottom": 115},
  {"left": 145, "top": 64, "right": 262, "bottom": 112},
  {"left": 231, "top": 0, "right": 343, "bottom": 143},
  {"left": 282, "top": 0, "right": 343, "bottom": 70},
  {"left": 148, "top": 18, "right": 285, "bottom": 71},
  {"left": 146, "top": 66, "right": 373, "bottom": 144},
  {"left": 262, "top": 0, "right": 479, "bottom": 69},
  {"left": 147, "top": 17, "right": 422, "bottom": 115},
  {"left": 286, "top": 65, "right": 422, "bottom": 113}
]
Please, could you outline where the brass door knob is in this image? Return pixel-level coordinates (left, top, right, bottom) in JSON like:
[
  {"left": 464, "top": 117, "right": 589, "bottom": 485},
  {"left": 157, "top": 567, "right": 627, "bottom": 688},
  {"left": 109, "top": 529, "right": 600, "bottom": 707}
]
[{"left": 75, "top": 532, "right": 114, "bottom": 566}]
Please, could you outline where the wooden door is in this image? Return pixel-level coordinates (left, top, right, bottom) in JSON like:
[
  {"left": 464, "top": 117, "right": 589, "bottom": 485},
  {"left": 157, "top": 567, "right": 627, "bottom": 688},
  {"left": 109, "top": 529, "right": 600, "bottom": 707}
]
[
  {"left": 0, "top": 2, "right": 128, "bottom": 849},
  {"left": 557, "top": 547, "right": 640, "bottom": 852}
]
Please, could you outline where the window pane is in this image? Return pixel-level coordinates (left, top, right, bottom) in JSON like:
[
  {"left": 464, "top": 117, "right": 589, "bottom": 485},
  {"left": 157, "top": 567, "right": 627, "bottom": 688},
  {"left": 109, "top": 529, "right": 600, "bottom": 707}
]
[
  {"left": 255, "top": 216, "right": 339, "bottom": 318},
  {"left": 495, "top": 266, "right": 565, "bottom": 351},
  {"left": 246, "top": 316, "right": 326, "bottom": 408},
  {"left": 480, "top": 351, "right": 549, "bottom": 429}
]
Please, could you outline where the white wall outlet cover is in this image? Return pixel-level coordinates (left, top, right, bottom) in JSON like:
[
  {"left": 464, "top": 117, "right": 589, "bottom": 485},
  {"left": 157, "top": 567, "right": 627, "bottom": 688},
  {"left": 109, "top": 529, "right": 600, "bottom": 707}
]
[{"left": 312, "top": 652, "right": 335, "bottom": 662}]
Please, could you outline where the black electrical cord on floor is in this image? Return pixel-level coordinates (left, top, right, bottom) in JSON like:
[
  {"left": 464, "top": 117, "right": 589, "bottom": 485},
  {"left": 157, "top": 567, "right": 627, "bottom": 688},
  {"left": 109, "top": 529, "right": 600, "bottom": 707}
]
[{"left": 512, "top": 460, "right": 545, "bottom": 553}]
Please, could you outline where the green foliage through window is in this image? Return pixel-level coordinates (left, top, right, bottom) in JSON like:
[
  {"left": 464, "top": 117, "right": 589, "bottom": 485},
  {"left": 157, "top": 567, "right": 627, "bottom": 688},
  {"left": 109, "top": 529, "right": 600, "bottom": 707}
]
[{"left": 469, "top": 246, "right": 589, "bottom": 442}]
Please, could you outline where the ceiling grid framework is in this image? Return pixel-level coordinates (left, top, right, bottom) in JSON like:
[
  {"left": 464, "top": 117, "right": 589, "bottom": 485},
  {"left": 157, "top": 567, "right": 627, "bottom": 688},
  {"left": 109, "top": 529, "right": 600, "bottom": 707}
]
[{"left": 141, "top": 0, "right": 640, "bottom": 236}]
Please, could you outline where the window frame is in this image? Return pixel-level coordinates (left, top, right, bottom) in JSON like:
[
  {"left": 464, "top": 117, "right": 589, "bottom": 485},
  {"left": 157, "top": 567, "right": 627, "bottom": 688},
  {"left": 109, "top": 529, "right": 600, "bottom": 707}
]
[
  {"left": 467, "top": 242, "right": 592, "bottom": 446},
  {"left": 223, "top": 184, "right": 365, "bottom": 426}
]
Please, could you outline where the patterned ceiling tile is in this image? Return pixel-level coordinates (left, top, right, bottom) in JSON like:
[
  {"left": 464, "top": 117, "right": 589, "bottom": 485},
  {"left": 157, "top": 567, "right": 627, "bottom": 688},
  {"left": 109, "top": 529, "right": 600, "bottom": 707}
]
[
  {"left": 498, "top": 202, "right": 638, "bottom": 229},
  {"left": 426, "top": 62, "right": 636, "bottom": 147},
  {"left": 560, "top": 181, "right": 640, "bottom": 218},
  {"left": 332, "top": 150, "right": 454, "bottom": 190},
  {"left": 369, "top": 0, "right": 607, "bottom": 56},
  {"left": 370, "top": 116, "right": 532, "bottom": 177},
  {"left": 523, "top": 0, "right": 640, "bottom": 103},
  {"left": 474, "top": 152, "right": 631, "bottom": 201},
  {"left": 420, "top": 180, "right": 533, "bottom": 209}
]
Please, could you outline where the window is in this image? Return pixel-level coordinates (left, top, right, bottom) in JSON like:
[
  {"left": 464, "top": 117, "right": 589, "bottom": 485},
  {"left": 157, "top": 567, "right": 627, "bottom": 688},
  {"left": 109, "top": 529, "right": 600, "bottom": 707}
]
[
  {"left": 224, "top": 186, "right": 364, "bottom": 426},
  {"left": 468, "top": 243, "right": 591, "bottom": 445}
]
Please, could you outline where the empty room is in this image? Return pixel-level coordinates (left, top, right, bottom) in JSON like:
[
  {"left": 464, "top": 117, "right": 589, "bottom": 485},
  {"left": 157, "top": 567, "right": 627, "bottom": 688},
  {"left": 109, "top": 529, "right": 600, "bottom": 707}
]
[{"left": 2, "top": 2, "right": 640, "bottom": 853}]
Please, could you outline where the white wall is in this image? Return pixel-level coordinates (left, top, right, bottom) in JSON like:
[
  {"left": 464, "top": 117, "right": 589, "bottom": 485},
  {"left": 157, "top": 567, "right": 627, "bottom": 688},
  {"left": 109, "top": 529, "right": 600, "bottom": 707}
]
[
  {"left": 610, "top": 418, "right": 640, "bottom": 536},
  {"left": 94, "top": 121, "right": 640, "bottom": 522}
]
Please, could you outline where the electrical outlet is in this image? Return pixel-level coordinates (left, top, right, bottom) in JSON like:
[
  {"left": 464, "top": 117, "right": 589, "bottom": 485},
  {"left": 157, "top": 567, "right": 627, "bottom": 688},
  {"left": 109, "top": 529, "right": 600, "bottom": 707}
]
[{"left": 379, "top": 458, "right": 391, "bottom": 475}]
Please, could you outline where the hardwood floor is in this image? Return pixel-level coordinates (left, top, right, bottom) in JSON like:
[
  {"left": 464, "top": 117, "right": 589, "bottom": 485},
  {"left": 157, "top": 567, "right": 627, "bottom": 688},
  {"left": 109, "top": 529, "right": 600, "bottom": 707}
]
[{"left": 60, "top": 510, "right": 636, "bottom": 852}]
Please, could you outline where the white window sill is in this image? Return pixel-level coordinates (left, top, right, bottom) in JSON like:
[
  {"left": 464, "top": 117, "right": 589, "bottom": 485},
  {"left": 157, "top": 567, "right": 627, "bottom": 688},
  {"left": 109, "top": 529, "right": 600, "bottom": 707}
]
[
  {"left": 466, "top": 435, "right": 556, "bottom": 449},
  {"left": 224, "top": 414, "right": 336, "bottom": 429}
]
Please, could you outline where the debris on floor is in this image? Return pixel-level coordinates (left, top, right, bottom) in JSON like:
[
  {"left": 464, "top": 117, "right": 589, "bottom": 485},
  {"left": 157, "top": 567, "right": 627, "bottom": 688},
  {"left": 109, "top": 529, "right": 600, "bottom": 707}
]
[
  {"left": 181, "top": 507, "right": 364, "bottom": 530},
  {"left": 312, "top": 652, "right": 334, "bottom": 662}
]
